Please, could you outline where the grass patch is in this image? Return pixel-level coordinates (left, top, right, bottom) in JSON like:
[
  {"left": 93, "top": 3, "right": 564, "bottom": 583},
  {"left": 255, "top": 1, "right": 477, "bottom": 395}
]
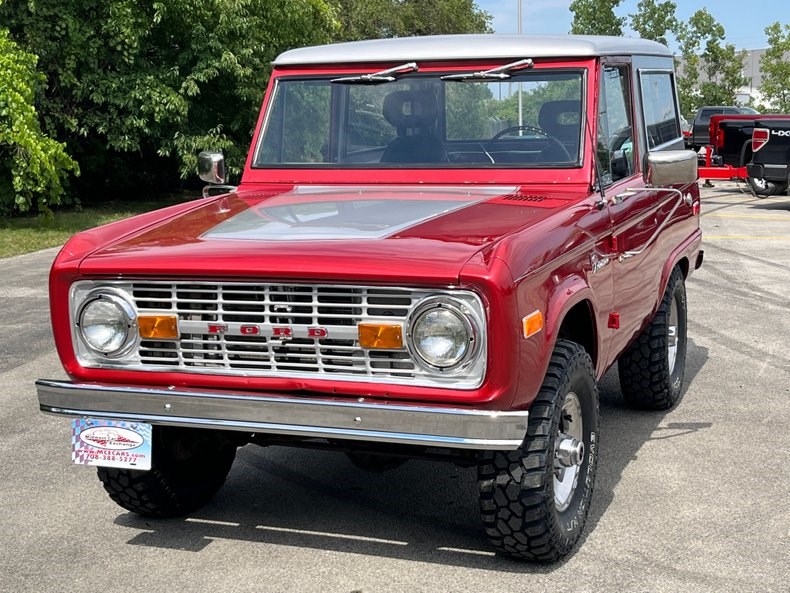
[{"left": 0, "top": 197, "right": 190, "bottom": 259}]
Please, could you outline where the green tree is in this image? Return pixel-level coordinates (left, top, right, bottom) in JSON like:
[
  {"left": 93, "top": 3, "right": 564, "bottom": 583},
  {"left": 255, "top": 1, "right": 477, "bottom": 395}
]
[
  {"left": 630, "top": 0, "right": 678, "bottom": 46},
  {"left": 0, "top": 27, "right": 77, "bottom": 214},
  {"left": 399, "top": 0, "right": 491, "bottom": 36},
  {"left": 759, "top": 22, "right": 790, "bottom": 112},
  {"left": 676, "top": 9, "right": 746, "bottom": 115},
  {"left": 570, "top": 0, "right": 624, "bottom": 36},
  {"left": 335, "top": 0, "right": 491, "bottom": 40},
  {"left": 1, "top": 0, "right": 492, "bottom": 209},
  {"left": 1, "top": 0, "right": 338, "bottom": 199}
]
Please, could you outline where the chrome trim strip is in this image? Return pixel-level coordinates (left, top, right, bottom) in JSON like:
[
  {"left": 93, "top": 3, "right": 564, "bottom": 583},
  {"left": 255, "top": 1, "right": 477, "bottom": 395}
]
[{"left": 36, "top": 380, "right": 528, "bottom": 450}]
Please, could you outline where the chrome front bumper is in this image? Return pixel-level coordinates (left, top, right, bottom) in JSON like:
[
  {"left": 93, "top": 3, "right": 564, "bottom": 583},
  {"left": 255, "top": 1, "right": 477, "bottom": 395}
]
[{"left": 36, "top": 380, "right": 528, "bottom": 450}]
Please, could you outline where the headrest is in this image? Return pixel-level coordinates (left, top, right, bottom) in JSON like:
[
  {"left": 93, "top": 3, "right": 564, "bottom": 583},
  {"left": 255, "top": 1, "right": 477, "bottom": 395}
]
[
  {"left": 538, "top": 100, "right": 582, "bottom": 140},
  {"left": 383, "top": 90, "right": 439, "bottom": 130}
]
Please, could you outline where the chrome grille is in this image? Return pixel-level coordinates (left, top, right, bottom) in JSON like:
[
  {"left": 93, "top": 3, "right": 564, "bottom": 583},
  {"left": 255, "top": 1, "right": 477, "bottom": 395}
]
[{"left": 70, "top": 281, "right": 486, "bottom": 388}]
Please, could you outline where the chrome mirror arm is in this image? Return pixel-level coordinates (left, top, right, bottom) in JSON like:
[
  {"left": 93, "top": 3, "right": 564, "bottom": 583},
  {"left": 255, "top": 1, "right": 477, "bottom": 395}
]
[{"left": 618, "top": 186, "right": 693, "bottom": 261}]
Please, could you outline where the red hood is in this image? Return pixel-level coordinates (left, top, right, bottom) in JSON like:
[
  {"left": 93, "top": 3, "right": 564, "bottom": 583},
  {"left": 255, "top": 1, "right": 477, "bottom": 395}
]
[{"left": 77, "top": 185, "right": 578, "bottom": 284}]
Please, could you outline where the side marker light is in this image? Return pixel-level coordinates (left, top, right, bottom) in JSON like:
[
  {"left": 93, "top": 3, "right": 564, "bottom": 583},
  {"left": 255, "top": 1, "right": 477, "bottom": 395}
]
[{"left": 522, "top": 310, "right": 544, "bottom": 339}]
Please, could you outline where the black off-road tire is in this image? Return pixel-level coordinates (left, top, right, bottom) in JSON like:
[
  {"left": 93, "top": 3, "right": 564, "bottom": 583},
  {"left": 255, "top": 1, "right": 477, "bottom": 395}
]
[
  {"left": 478, "top": 340, "right": 599, "bottom": 562},
  {"left": 97, "top": 426, "right": 238, "bottom": 518},
  {"left": 618, "top": 267, "right": 688, "bottom": 410}
]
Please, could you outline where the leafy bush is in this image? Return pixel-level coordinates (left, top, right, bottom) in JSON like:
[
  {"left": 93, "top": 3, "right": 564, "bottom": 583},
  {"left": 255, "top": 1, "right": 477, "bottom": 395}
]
[
  {"left": 0, "top": 0, "right": 492, "bottom": 213},
  {"left": 1, "top": 0, "right": 339, "bottom": 202},
  {"left": 0, "top": 28, "right": 77, "bottom": 214}
]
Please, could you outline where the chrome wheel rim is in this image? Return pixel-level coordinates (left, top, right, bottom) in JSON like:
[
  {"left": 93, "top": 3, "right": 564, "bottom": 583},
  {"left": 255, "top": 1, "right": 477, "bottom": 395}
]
[
  {"left": 554, "top": 391, "right": 584, "bottom": 512},
  {"left": 668, "top": 294, "right": 679, "bottom": 374}
]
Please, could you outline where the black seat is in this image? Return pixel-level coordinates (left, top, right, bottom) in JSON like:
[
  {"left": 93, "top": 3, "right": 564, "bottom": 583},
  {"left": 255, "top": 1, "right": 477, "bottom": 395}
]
[
  {"left": 380, "top": 90, "right": 445, "bottom": 163},
  {"left": 538, "top": 100, "right": 581, "bottom": 160}
]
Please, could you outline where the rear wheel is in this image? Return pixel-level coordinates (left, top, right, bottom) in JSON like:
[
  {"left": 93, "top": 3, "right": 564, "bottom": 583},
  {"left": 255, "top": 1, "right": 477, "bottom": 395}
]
[
  {"left": 97, "top": 426, "right": 238, "bottom": 518},
  {"left": 747, "top": 174, "right": 787, "bottom": 197},
  {"left": 619, "top": 267, "right": 687, "bottom": 410},
  {"left": 478, "top": 340, "right": 599, "bottom": 562}
]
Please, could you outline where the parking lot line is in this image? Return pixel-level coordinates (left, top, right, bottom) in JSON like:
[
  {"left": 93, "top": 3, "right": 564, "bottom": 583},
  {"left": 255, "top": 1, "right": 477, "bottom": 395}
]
[
  {"left": 703, "top": 235, "right": 790, "bottom": 240},
  {"left": 704, "top": 213, "right": 790, "bottom": 220}
]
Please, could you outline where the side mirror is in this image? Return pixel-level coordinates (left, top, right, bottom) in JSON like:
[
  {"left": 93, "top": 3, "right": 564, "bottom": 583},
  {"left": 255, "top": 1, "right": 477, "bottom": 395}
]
[
  {"left": 644, "top": 150, "right": 698, "bottom": 187},
  {"left": 198, "top": 151, "right": 226, "bottom": 184}
]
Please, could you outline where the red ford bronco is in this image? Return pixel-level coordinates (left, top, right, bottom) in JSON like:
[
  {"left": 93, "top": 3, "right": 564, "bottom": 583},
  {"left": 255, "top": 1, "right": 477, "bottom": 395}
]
[{"left": 37, "top": 34, "right": 702, "bottom": 561}]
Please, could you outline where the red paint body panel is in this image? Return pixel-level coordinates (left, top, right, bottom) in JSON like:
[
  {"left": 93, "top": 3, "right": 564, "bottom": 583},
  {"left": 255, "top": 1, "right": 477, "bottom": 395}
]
[{"left": 75, "top": 186, "right": 572, "bottom": 283}]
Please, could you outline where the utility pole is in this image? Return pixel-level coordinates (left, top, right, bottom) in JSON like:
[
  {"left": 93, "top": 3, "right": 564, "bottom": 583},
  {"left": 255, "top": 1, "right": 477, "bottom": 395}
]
[{"left": 517, "top": 0, "right": 523, "bottom": 132}]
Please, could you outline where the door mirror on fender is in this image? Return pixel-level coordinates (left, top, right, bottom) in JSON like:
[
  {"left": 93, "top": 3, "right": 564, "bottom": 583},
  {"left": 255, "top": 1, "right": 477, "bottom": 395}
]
[
  {"left": 198, "top": 151, "right": 226, "bottom": 184},
  {"left": 644, "top": 150, "right": 698, "bottom": 187}
]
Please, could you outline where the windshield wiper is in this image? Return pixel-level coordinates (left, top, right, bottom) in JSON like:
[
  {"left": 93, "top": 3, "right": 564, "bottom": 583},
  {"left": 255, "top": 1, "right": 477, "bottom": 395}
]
[
  {"left": 331, "top": 62, "right": 419, "bottom": 85},
  {"left": 441, "top": 58, "right": 534, "bottom": 82}
]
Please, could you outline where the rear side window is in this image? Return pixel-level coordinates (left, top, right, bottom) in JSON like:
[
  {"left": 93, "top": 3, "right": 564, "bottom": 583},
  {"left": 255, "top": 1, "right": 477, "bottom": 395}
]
[
  {"left": 640, "top": 72, "right": 681, "bottom": 149},
  {"left": 699, "top": 108, "right": 722, "bottom": 121}
]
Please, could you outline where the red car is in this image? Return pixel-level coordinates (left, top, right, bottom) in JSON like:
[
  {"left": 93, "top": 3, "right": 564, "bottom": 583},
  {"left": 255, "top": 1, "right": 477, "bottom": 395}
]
[{"left": 38, "top": 34, "right": 702, "bottom": 561}]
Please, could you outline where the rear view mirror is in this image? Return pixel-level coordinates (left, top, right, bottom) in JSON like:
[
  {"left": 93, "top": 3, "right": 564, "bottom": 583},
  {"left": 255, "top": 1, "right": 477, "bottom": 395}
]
[
  {"left": 644, "top": 150, "right": 698, "bottom": 186},
  {"left": 198, "top": 151, "right": 226, "bottom": 184}
]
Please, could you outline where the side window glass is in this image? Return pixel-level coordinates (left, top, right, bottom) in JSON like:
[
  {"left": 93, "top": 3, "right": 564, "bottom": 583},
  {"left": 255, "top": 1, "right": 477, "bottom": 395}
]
[
  {"left": 640, "top": 72, "right": 681, "bottom": 149},
  {"left": 597, "top": 66, "right": 634, "bottom": 186}
]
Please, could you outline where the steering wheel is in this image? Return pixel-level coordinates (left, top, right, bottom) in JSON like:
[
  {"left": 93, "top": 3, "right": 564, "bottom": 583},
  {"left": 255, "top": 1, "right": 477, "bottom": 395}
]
[{"left": 487, "top": 125, "right": 571, "bottom": 162}]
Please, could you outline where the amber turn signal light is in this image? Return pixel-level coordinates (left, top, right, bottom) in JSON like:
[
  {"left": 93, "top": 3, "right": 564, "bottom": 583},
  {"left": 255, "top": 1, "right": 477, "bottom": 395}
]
[
  {"left": 358, "top": 323, "right": 403, "bottom": 349},
  {"left": 138, "top": 315, "right": 179, "bottom": 340},
  {"left": 522, "top": 310, "right": 544, "bottom": 339}
]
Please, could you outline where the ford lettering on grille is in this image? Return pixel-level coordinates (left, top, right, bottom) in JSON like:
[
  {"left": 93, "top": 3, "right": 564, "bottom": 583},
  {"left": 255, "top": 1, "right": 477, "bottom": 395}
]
[{"left": 189, "top": 321, "right": 338, "bottom": 339}]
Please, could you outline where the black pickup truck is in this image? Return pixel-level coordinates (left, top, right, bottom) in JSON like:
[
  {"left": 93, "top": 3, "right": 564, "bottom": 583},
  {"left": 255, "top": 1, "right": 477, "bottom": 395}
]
[
  {"left": 709, "top": 114, "right": 790, "bottom": 196},
  {"left": 690, "top": 105, "right": 759, "bottom": 150},
  {"left": 747, "top": 119, "right": 790, "bottom": 195}
]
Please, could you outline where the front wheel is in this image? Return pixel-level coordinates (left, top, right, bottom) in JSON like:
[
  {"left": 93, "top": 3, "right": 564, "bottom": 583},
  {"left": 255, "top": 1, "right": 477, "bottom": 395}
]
[
  {"left": 478, "top": 340, "right": 599, "bottom": 562},
  {"left": 618, "top": 266, "right": 688, "bottom": 410},
  {"left": 97, "top": 426, "right": 238, "bottom": 518}
]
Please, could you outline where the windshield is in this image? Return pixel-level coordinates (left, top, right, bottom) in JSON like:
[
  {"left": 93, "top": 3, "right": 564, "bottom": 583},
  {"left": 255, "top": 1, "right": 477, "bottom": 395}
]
[{"left": 255, "top": 70, "right": 584, "bottom": 168}]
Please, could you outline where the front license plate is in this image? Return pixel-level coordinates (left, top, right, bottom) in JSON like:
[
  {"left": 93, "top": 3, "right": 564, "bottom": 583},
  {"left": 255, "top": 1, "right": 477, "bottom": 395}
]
[{"left": 71, "top": 418, "right": 152, "bottom": 470}]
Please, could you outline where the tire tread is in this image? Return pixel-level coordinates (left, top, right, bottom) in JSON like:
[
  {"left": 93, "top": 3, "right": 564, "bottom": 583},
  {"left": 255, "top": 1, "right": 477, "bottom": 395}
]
[{"left": 478, "top": 340, "right": 598, "bottom": 562}]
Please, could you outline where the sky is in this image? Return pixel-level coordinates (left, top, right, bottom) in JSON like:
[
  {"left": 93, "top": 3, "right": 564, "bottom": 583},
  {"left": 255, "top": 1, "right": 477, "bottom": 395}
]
[{"left": 476, "top": 0, "right": 786, "bottom": 50}]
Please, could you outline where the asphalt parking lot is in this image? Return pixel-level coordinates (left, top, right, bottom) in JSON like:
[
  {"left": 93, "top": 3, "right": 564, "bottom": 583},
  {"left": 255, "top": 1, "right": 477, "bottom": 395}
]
[{"left": 1, "top": 181, "right": 788, "bottom": 593}]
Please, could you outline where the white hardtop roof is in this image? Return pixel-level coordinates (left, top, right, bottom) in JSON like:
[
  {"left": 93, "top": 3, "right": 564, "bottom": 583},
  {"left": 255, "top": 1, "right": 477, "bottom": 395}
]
[{"left": 274, "top": 34, "right": 671, "bottom": 66}]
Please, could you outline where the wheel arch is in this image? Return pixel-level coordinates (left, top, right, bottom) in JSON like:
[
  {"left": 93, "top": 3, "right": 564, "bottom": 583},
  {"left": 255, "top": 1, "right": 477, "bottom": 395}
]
[
  {"left": 542, "top": 276, "right": 601, "bottom": 373},
  {"left": 513, "top": 275, "right": 603, "bottom": 409},
  {"left": 555, "top": 299, "right": 598, "bottom": 370},
  {"left": 739, "top": 138, "right": 754, "bottom": 167},
  {"left": 655, "top": 254, "right": 689, "bottom": 317}
]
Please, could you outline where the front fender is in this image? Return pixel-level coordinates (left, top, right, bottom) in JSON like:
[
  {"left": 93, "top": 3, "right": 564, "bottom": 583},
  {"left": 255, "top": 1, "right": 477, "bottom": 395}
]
[{"left": 513, "top": 273, "right": 601, "bottom": 409}]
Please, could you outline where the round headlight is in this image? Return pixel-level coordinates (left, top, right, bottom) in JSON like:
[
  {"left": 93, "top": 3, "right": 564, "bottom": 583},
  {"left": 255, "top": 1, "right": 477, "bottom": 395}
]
[
  {"left": 78, "top": 293, "right": 135, "bottom": 355},
  {"left": 410, "top": 301, "right": 475, "bottom": 370}
]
